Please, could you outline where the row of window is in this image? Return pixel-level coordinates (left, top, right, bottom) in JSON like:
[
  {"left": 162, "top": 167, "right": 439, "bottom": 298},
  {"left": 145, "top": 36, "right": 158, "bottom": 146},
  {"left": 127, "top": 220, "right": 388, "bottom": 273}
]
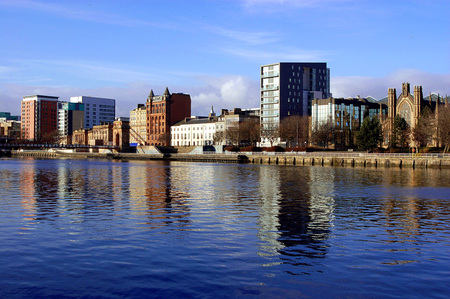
[
  {"left": 171, "top": 133, "right": 214, "bottom": 140},
  {"left": 172, "top": 126, "right": 215, "bottom": 132}
]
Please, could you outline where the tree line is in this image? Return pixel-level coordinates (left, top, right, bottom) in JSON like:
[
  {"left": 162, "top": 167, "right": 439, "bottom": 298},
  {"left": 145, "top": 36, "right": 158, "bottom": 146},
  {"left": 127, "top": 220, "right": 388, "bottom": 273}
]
[{"left": 215, "top": 106, "right": 450, "bottom": 152}]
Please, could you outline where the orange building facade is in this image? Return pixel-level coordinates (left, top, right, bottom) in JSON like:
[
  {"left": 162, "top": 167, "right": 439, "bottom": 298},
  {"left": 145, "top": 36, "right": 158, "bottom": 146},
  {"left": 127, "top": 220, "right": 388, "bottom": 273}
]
[
  {"left": 146, "top": 87, "right": 191, "bottom": 146},
  {"left": 21, "top": 95, "right": 59, "bottom": 141}
]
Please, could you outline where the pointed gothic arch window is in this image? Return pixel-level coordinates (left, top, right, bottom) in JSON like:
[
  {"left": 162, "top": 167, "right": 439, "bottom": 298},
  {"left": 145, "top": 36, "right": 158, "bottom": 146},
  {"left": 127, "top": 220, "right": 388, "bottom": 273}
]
[{"left": 399, "top": 102, "right": 412, "bottom": 127}]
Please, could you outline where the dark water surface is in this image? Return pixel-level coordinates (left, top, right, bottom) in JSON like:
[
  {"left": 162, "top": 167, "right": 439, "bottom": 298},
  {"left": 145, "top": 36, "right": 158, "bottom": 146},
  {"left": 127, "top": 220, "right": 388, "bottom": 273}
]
[{"left": 0, "top": 158, "right": 449, "bottom": 298}]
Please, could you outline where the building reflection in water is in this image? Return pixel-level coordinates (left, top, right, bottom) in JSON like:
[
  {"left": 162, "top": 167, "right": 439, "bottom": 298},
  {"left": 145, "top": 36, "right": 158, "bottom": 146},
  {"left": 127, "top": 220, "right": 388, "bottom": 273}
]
[
  {"left": 18, "top": 159, "right": 61, "bottom": 222},
  {"left": 257, "top": 166, "right": 283, "bottom": 258},
  {"left": 19, "top": 159, "right": 38, "bottom": 222},
  {"left": 20, "top": 159, "right": 123, "bottom": 226},
  {"left": 379, "top": 168, "right": 450, "bottom": 244},
  {"left": 128, "top": 161, "right": 191, "bottom": 230},
  {"left": 257, "top": 166, "right": 335, "bottom": 272}
]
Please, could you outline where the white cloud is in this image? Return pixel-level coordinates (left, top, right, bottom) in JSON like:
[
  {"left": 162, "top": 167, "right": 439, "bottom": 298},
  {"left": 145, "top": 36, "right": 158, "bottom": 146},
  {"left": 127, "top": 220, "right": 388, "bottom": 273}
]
[
  {"left": 332, "top": 69, "right": 450, "bottom": 100},
  {"left": 189, "top": 75, "right": 259, "bottom": 116},
  {"left": 223, "top": 47, "right": 328, "bottom": 61},
  {"left": 0, "top": 0, "right": 174, "bottom": 29},
  {"left": 0, "top": 76, "right": 261, "bottom": 119},
  {"left": 203, "top": 26, "right": 279, "bottom": 45},
  {"left": 3, "top": 70, "right": 447, "bottom": 121}
]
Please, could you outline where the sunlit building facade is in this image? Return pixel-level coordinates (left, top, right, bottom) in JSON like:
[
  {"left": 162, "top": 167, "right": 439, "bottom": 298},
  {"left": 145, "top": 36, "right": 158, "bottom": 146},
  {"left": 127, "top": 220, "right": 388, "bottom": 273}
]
[
  {"left": 146, "top": 87, "right": 191, "bottom": 146},
  {"left": 21, "top": 95, "right": 59, "bottom": 141},
  {"left": 129, "top": 104, "right": 147, "bottom": 146},
  {"left": 69, "top": 96, "right": 115, "bottom": 129},
  {"left": 58, "top": 102, "right": 85, "bottom": 137},
  {"left": 260, "top": 62, "right": 330, "bottom": 146}
]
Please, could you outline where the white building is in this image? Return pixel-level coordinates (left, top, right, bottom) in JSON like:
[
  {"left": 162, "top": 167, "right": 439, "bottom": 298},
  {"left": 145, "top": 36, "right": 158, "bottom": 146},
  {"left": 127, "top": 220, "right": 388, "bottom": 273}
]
[
  {"left": 69, "top": 96, "right": 115, "bottom": 129},
  {"left": 171, "top": 117, "right": 217, "bottom": 147},
  {"left": 170, "top": 107, "right": 260, "bottom": 147}
]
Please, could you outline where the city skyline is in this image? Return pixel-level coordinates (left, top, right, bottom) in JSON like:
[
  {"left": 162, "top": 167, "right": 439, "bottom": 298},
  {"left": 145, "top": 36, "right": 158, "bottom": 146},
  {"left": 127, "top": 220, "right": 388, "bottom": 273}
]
[{"left": 1, "top": 0, "right": 449, "bottom": 117}]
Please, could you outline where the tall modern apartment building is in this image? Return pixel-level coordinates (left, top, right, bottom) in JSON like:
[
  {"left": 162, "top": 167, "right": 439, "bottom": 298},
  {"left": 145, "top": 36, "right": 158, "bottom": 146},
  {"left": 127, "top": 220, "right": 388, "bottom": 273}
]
[
  {"left": 58, "top": 102, "right": 85, "bottom": 137},
  {"left": 21, "top": 95, "right": 59, "bottom": 141},
  {"left": 260, "top": 62, "right": 330, "bottom": 145},
  {"left": 69, "top": 96, "right": 115, "bottom": 129}
]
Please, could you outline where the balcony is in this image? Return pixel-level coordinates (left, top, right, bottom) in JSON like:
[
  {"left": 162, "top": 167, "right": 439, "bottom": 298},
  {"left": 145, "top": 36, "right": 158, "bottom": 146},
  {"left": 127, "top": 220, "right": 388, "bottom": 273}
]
[
  {"left": 261, "top": 71, "right": 279, "bottom": 78},
  {"left": 261, "top": 111, "right": 279, "bottom": 117},
  {"left": 261, "top": 85, "right": 279, "bottom": 91},
  {"left": 261, "top": 98, "right": 279, "bottom": 104}
]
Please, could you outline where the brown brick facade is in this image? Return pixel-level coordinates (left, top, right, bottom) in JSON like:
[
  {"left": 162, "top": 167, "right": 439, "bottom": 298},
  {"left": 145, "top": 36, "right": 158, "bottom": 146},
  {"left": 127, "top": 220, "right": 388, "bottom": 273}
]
[{"left": 146, "top": 88, "right": 191, "bottom": 146}]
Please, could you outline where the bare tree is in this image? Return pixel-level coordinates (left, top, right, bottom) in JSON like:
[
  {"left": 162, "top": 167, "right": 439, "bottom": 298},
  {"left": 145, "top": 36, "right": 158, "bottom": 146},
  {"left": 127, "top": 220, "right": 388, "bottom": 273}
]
[
  {"left": 225, "top": 126, "right": 240, "bottom": 146},
  {"left": 312, "top": 119, "right": 335, "bottom": 149},
  {"left": 261, "top": 124, "right": 279, "bottom": 147},
  {"left": 438, "top": 105, "right": 450, "bottom": 153},
  {"left": 239, "top": 118, "right": 260, "bottom": 146},
  {"left": 39, "top": 130, "right": 60, "bottom": 144},
  {"left": 279, "top": 115, "right": 309, "bottom": 147},
  {"left": 411, "top": 106, "right": 434, "bottom": 149},
  {"left": 213, "top": 131, "right": 226, "bottom": 146}
]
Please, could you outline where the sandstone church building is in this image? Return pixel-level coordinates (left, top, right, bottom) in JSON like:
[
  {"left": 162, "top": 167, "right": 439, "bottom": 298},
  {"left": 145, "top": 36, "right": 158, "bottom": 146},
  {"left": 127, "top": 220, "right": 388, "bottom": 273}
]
[{"left": 385, "top": 82, "right": 448, "bottom": 147}]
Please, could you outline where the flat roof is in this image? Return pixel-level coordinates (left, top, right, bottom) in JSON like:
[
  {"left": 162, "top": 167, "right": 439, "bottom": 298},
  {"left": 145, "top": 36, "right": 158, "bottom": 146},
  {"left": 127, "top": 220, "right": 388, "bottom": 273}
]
[{"left": 23, "top": 95, "right": 59, "bottom": 100}]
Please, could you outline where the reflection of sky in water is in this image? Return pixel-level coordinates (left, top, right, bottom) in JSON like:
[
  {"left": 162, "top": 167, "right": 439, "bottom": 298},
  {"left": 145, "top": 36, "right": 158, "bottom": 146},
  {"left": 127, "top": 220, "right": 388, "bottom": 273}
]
[{"left": 0, "top": 158, "right": 448, "bottom": 297}]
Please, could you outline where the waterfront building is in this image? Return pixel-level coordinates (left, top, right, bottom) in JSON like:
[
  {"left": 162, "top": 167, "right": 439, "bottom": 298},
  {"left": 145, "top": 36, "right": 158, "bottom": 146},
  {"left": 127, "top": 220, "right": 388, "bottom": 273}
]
[
  {"left": 312, "top": 96, "right": 387, "bottom": 147},
  {"left": 221, "top": 108, "right": 260, "bottom": 146},
  {"left": 69, "top": 96, "right": 116, "bottom": 129},
  {"left": 58, "top": 102, "right": 85, "bottom": 137},
  {"left": 385, "top": 82, "right": 448, "bottom": 147},
  {"left": 0, "top": 112, "right": 21, "bottom": 142},
  {"left": 146, "top": 88, "right": 191, "bottom": 146},
  {"left": 171, "top": 116, "right": 217, "bottom": 147},
  {"left": 260, "top": 62, "right": 330, "bottom": 146},
  {"left": 0, "top": 112, "right": 20, "bottom": 121},
  {"left": 170, "top": 107, "right": 260, "bottom": 147},
  {"left": 129, "top": 104, "right": 147, "bottom": 146},
  {"left": 72, "top": 117, "right": 130, "bottom": 152},
  {"left": 21, "top": 95, "right": 59, "bottom": 141},
  {"left": 0, "top": 118, "right": 21, "bottom": 141},
  {"left": 214, "top": 108, "right": 260, "bottom": 146}
]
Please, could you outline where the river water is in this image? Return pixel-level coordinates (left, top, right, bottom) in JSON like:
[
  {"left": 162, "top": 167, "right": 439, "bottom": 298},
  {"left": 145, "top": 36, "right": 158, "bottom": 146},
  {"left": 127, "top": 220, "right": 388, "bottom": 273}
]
[{"left": 0, "top": 157, "right": 449, "bottom": 298}]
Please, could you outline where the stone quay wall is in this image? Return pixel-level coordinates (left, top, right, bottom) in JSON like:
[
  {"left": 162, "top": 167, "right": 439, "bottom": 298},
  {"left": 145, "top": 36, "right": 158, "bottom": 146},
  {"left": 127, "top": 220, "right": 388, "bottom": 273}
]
[
  {"left": 10, "top": 150, "right": 450, "bottom": 169},
  {"left": 246, "top": 153, "right": 450, "bottom": 169}
]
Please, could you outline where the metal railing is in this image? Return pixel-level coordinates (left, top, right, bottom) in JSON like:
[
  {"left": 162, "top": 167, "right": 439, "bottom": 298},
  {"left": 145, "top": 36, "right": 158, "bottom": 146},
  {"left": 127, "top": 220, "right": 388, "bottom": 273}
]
[{"left": 222, "top": 151, "right": 449, "bottom": 158}]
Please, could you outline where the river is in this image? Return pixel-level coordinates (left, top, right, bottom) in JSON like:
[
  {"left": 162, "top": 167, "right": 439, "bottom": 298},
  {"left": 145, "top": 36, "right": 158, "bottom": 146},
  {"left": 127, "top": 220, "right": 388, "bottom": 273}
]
[{"left": 0, "top": 157, "right": 449, "bottom": 298}]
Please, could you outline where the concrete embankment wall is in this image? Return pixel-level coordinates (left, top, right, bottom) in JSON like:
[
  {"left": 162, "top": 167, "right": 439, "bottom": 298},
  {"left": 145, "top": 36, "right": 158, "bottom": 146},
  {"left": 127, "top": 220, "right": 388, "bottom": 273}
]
[
  {"left": 10, "top": 151, "right": 241, "bottom": 163},
  {"left": 10, "top": 151, "right": 450, "bottom": 169},
  {"left": 247, "top": 154, "right": 450, "bottom": 169},
  {"left": 11, "top": 151, "right": 165, "bottom": 160}
]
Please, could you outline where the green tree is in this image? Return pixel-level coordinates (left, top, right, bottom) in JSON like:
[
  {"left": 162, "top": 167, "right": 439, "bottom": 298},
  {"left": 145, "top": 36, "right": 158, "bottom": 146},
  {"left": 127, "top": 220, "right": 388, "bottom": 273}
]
[
  {"left": 356, "top": 116, "right": 383, "bottom": 151},
  {"left": 391, "top": 116, "right": 409, "bottom": 148}
]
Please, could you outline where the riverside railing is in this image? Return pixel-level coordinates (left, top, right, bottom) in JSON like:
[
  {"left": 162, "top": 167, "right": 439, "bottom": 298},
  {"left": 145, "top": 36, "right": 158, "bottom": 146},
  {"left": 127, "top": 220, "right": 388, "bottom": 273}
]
[{"left": 222, "top": 151, "right": 449, "bottom": 158}]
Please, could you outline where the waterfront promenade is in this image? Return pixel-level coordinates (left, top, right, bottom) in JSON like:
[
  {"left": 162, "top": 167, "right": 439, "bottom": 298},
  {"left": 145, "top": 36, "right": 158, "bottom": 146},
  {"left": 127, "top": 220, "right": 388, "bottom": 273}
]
[{"left": 10, "top": 150, "right": 450, "bottom": 169}]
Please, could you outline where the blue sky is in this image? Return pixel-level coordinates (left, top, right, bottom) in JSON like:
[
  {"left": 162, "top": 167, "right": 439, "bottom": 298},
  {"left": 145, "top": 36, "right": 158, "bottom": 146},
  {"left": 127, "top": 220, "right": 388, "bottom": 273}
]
[{"left": 1, "top": 0, "right": 449, "bottom": 117}]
